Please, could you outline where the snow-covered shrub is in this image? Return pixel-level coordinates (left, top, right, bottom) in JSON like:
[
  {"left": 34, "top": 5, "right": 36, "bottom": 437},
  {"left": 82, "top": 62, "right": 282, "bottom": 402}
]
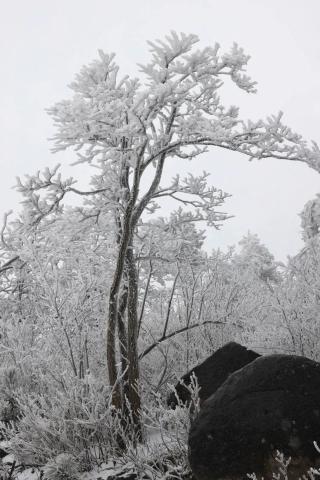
[
  {"left": 43, "top": 453, "right": 79, "bottom": 480},
  {"left": 0, "top": 376, "right": 141, "bottom": 471},
  {"left": 248, "top": 449, "right": 320, "bottom": 480},
  {"left": 0, "top": 378, "right": 199, "bottom": 478},
  {"left": 0, "top": 367, "right": 21, "bottom": 426}
]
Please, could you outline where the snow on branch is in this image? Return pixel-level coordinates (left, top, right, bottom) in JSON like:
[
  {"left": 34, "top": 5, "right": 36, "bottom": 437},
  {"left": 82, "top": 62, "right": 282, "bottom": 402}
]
[
  {"left": 15, "top": 165, "right": 113, "bottom": 225},
  {"left": 46, "top": 31, "right": 320, "bottom": 186}
]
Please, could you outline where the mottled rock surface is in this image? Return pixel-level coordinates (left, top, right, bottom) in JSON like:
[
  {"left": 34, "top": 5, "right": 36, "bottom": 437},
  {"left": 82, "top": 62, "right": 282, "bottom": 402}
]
[
  {"left": 167, "top": 341, "right": 260, "bottom": 407},
  {"left": 189, "top": 354, "right": 320, "bottom": 480}
]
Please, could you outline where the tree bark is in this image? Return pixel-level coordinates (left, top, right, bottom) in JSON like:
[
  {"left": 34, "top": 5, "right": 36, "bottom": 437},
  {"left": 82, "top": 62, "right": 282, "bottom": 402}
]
[
  {"left": 117, "top": 281, "right": 129, "bottom": 400},
  {"left": 107, "top": 292, "right": 122, "bottom": 408},
  {"left": 107, "top": 203, "right": 134, "bottom": 408},
  {"left": 126, "top": 244, "right": 141, "bottom": 434}
]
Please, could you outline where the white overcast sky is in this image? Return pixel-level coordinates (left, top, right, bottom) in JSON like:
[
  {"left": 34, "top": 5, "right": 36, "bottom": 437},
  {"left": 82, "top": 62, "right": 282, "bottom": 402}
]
[{"left": 0, "top": 0, "right": 319, "bottom": 260}]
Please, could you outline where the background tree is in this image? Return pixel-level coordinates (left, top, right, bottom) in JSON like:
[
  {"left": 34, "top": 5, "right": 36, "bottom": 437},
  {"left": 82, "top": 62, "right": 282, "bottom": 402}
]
[{"left": 300, "top": 194, "right": 320, "bottom": 240}]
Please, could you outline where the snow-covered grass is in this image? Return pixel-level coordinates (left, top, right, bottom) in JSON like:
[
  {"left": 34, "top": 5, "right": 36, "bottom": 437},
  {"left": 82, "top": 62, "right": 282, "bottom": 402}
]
[{"left": 0, "top": 377, "right": 200, "bottom": 480}]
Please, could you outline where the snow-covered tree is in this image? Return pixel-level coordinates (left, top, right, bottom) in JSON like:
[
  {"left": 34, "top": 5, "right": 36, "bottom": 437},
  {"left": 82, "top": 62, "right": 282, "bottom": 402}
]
[
  {"left": 234, "top": 232, "right": 282, "bottom": 283},
  {"left": 300, "top": 194, "right": 320, "bottom": 240},
  {"left": 0, "top": 205, "right": 113, "bottom": 390},
  {"left": 13, "top": 32, "right": 320, "bottom": 426}
]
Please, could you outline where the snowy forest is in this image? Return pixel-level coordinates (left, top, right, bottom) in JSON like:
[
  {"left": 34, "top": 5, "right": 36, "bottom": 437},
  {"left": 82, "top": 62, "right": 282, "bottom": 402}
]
[{"left": 1, "top": 31, "right": 320, "bottom": 480}]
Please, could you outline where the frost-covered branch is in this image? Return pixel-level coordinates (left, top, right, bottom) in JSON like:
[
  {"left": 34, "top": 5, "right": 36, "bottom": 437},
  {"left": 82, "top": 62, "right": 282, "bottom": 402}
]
[
  {"left": 139, "top": 318, "right": 244, "bottom": 359},
  {"left": 15, "top": 165, "right": 113, "bottom": 224}
]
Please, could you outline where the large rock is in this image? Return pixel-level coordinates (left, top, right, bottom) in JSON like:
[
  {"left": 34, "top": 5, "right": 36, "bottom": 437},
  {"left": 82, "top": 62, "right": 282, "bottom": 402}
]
[
  {"left": 189, "top": 354, "right": 320, "bottom": 480},
  {"left": 167, "top": 342, "right": 260, "bottom": 407}
]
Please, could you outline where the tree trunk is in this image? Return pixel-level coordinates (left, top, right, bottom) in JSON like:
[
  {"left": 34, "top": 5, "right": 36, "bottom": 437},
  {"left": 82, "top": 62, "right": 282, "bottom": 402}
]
[
  {"left": 117, "top": 281, "right": 129, "bottom": 401},
  {"left": 107, "top": 204, "right": 134, "bottom": 408},
  {"left": 107, "top": 292, "right": 122, "bottom": 409},
  {"left": 126, "top": 244, "right": 141, "bottom": 434}
]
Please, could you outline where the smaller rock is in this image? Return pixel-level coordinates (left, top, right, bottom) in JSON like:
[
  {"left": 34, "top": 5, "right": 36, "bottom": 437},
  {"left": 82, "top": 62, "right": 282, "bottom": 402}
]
[{"left": 167, "top": 341, "right": 260, "bottom": 407}]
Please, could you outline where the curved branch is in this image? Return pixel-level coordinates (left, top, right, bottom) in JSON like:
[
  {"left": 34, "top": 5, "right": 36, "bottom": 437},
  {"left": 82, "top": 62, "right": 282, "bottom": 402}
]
[
  {"left": 0, "top": 256, "right": 20, "bottom": 274},
  {"left": 139, "top": 319, "right": 243, "bottom": 359}
]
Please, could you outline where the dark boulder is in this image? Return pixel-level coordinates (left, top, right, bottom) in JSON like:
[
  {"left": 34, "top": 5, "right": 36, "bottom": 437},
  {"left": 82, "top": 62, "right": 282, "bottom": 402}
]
[
  {"left": 167, "top": 342, "right": 260, "bottom": 407},
  {"left": 189, "top": 354, "right": 320, "bottom": 480}
]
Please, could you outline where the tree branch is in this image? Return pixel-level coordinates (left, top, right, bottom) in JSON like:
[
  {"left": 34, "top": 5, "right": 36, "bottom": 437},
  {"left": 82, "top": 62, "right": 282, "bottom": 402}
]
[{"left": 139, "top": 319, "right": 243, "bottom": 359}]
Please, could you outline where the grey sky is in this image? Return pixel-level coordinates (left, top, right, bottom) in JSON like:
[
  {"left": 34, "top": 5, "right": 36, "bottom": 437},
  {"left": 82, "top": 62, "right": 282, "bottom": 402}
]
[{"left": 1, "top": 0, "right": 319, "bottom": 260}]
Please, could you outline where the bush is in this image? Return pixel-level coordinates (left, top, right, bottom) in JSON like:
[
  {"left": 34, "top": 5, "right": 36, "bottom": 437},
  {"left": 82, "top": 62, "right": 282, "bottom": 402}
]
[
  {"left": 43, "top": 454, "right": 79, "bottom": 480},
  {"left": 0, "top": 375, "right": 200, "bottom": 479},
  {"left": 0, "top": 368, "right": 22, "bottom": 426},
  {"left": 0, "top": 376, "right": 140, "bottom": 471}
]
